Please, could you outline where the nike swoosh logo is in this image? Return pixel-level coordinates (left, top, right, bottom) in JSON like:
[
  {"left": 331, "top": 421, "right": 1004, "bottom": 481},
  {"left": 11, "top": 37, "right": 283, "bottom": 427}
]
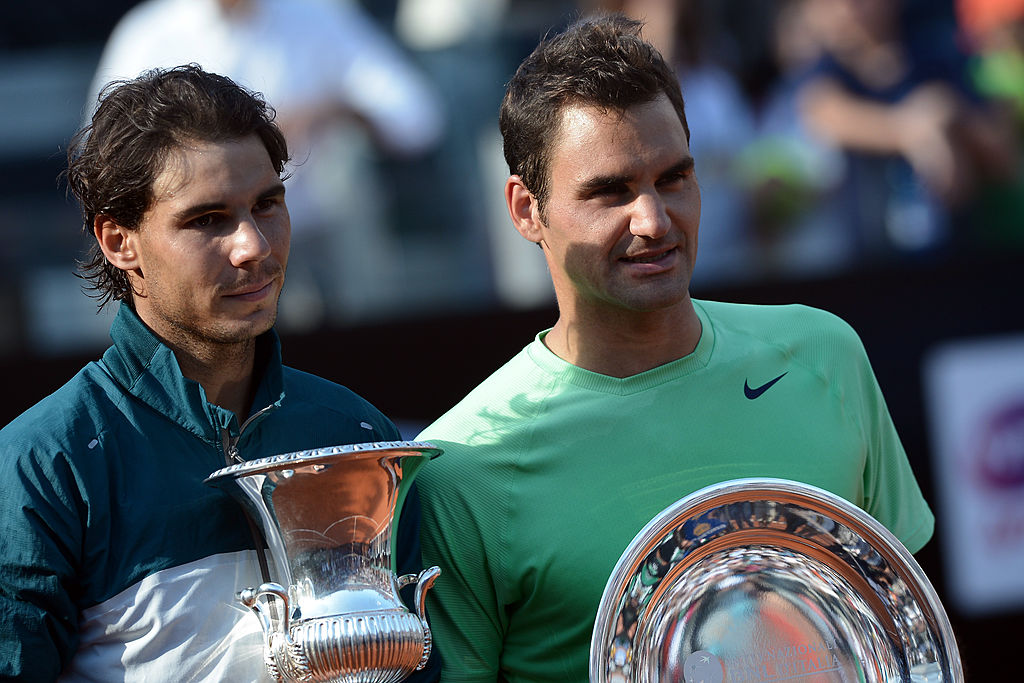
[{"left": 744, "top": 372, "right": 788, "bottom": 400}]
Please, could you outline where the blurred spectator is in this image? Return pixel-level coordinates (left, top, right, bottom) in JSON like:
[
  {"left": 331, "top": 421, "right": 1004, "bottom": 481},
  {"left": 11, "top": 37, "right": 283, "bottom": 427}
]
[
  {"left": 583, "top": 0, "right": 760, "bottom": 285},
  {"left": 957, "top": 0, "right": 1024, "bottom": 247},
  {"left": 393, "top": 0, "right": 512, "bottom": 308},
  {"left": 796, "top": 0, "right": 1016, "bottom": 260},
  {"left": 87, "top": 0, "right": 446, "bottom": 328},
  {"left": 395, "top": 0, "right": 575, "bottom": 309},
  {"left": 735, "top": 0, "right": 852, "bottom": 278}
]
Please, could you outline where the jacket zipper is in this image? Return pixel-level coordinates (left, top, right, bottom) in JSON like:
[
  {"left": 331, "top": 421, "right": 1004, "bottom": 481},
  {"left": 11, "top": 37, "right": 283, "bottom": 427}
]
[
  {"left": 218, "top": 403, "right": 278, "bottom": 585},
  {"left": 220, "top": 403, "right": 277, "bottom": 466}
]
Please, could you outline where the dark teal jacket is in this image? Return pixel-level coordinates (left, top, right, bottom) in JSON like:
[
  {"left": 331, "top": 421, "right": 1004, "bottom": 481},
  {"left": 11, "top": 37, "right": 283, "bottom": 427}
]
[{"left": 0, "top": 304, "right": 439, "bottom": 681}]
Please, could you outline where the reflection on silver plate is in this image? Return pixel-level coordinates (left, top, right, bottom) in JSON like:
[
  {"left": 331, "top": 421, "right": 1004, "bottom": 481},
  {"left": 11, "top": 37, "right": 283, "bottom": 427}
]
[{"left": 590, "top": 478, "right": 962, "bottom": 682}]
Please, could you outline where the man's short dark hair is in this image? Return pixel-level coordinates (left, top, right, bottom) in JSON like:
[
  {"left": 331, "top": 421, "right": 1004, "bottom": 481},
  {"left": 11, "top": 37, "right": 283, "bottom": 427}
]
[
  {"left": 499, "top": 13, "right": 689, "bottom": 212},
  {"left": 67, "top": 64, "right": 289, "bottom": 308}
]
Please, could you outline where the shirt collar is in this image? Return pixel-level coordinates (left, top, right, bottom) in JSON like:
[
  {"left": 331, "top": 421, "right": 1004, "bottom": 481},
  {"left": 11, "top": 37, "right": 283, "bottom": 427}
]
[{"left": 100, "top": 303, "right": 285, "bottom": 442}]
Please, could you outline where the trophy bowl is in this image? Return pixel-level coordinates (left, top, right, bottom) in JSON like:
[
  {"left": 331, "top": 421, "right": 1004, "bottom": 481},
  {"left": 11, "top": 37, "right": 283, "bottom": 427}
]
[
  {"left": 206, "top": 441, "right": 442, "bottom": 683},
  {"left": 590, "top": 478, "right": 963, "bottom": 683}
]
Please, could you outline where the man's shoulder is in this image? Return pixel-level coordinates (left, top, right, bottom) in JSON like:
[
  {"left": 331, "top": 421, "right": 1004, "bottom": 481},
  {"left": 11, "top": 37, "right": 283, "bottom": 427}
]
[
  {"left": 0, "top": 362, "right": 123, "bottom": 502},
  {"left": 698, "top": 299, "right": 860, "bottom": 348},
  {"left": 424, "top": 340, "right": 543, "bottom": 416},
  {"left": 1, "top": 362, "right": 115, "bottom": 449},
  {"left": 415, "top": 343, "right": 550, "bottom": 465},
  {"left": 699, "top": 298, "right": 847, "bottom": 326},
  {"left": 278, "top": 365, "right": 397, "bottom": 432},
  {"left": 281, "top": 365, "right": 373, "bottom": 398}
]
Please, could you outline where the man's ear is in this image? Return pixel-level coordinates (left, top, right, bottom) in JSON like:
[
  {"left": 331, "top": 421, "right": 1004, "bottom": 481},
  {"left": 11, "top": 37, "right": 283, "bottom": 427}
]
[
  {"left": 94, "top": 215, "right": 140, "bottom": 272},
  {"left": 505, "top": 175, "right": 545, "bottom": 244}
]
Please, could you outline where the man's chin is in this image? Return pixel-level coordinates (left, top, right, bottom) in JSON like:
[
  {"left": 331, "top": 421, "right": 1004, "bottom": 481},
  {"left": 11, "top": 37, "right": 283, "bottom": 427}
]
[
  {"left": 211, "top": 309, "right": 278, "bottom": 344},
  {"left": 613, "top": 285, "right": 691, "bottom": 313}
]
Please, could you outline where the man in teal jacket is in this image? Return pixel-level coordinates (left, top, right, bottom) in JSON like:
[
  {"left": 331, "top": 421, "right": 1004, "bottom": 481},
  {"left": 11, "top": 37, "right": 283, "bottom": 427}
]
[{"left": 0, "top": 65, "right": 439, "bottom": 682}]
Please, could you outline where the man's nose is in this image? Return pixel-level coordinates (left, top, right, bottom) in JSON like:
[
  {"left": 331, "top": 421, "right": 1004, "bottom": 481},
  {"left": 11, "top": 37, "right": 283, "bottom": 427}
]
[
  {"left": 629, "top": 191, "right": 671, "bottom": 239},
  {"left": 230, "top": 215, "right": 272, "bottom": 266}
]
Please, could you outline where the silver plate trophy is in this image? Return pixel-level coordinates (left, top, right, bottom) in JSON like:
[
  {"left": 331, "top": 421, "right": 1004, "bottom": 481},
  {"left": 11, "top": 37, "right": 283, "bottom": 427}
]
[
  {"left": 206, "top": 441, "right": 442, "bottom": 683},
  {"left": 590, "top": 478, "right": 963, "bottom": 683}
]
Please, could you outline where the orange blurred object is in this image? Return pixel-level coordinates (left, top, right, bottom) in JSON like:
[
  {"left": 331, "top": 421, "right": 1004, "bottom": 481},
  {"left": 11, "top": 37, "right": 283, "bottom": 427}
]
[{"left": 957, "top": 0, "right": 1024, "bottom": 41}]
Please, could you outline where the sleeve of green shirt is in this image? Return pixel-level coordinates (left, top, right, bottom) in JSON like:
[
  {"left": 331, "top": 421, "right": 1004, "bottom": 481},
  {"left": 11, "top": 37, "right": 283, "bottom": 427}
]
[
  {"left": 847, "top": 326, "right": 935, "bottom": 553},
  {"left": 415, "top": 439, "right": 508, "bottom": 681}
]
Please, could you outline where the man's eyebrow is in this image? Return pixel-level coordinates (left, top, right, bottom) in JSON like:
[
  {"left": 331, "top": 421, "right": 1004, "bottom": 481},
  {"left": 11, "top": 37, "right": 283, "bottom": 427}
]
[
  {"left": 172, "top": 201, "right": 226, "bottom": 224},
  {"left": 662, "top": 156, "right": 696, "bottom": 177},
  {"left": 171, "top": 180, "right": 286, "bottom": 223},
  {"left": 257, "top": 180, "right": 287, "bottom": 200},
  {"left": 576, "top": 155, "right": 696, "bottom": 194},
  {"left": 577, "top": 173, "right": 631, "bottom": 194}
]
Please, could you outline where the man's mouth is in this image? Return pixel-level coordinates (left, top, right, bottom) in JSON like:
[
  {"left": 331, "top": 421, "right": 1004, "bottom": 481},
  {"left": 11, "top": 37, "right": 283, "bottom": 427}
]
[
  {"left": 621, "top": 247, "right": 677, "bottom": 264},
  {"left": 236, "top": 281, "right": 272, "bottom": 295},
  {"left": 225, "top": 273, "right": 281, "bottom": 299}
]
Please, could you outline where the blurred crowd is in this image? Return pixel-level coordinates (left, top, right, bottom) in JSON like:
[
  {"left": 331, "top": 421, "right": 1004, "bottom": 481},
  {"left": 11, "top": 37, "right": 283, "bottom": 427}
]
[
  {"left": 594, "top": 0, "right": 1024, "bottom": 281},
  {"left": 2, "top": 0, "right": 1024, "bottom": 352}
]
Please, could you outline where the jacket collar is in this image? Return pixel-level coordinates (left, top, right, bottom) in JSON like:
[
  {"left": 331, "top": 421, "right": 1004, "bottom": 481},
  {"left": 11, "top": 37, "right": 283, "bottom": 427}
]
[{"left": 100, "top": 303, "right": 286, "bottom": 443}]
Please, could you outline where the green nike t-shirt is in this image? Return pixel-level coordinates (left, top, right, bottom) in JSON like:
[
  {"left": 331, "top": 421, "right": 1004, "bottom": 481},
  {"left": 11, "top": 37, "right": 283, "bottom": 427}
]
[{"left": 417, "top": 299, "right": 934, "bottom": 682}]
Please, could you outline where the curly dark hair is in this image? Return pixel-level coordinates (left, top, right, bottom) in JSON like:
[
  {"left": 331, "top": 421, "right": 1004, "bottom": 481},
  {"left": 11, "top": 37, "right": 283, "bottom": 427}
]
[
  {"left": 499, "top": 13, "right": 689, "bottom": 212},
  {"left": 66, "top": 64, "right": 290, "bottom": 309}
]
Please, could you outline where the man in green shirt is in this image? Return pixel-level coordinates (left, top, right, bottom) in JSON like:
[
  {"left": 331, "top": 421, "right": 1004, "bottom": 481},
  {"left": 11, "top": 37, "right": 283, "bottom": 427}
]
[{"left": 415, "top": 14, "right": 934, "bottom": 682}]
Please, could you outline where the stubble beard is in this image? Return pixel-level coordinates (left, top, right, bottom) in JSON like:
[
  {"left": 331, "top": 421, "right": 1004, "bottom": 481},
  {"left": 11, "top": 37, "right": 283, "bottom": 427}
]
[{"left": 139, "top": 283, "right": 281, "bottom": 362}]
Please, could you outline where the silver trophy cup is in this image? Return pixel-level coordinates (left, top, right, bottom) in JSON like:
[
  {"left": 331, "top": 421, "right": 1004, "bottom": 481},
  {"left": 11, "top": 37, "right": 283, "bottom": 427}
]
[{"left": 205, "top": 441, "right": 442, "bottom": 683}]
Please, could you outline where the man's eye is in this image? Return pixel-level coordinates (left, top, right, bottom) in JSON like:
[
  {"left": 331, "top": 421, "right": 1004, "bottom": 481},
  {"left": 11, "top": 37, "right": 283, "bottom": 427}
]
[
  {"left": 589, "top": 184, "right": 626, "bottom": 198},
  {"left": 658, "top": 172, "right": 687, "bottom": 187},
  {"left": 191, "top": 214, "right": 216, "bottom": 228}
]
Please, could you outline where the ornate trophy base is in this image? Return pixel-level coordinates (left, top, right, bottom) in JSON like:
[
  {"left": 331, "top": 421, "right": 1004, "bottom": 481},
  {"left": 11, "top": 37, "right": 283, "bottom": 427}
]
[{"left": 263, "top": 610, "right": 432, "bottom": 683}]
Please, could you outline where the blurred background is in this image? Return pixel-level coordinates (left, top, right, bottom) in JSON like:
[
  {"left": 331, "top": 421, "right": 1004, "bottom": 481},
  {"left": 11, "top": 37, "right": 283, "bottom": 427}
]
[{"left": 1, "top": 0, "right": 1022, "bottom": 677}]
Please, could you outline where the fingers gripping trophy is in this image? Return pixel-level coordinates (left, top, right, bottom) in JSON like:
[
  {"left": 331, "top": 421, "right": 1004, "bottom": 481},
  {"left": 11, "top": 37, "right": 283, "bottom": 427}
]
[{"left": 206, "top": 442, "right": 442, "bottom": 683}]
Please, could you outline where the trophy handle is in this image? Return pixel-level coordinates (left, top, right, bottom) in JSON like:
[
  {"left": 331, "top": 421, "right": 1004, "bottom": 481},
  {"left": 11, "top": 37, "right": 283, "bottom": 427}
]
[
  {"left": 412, "top": 566, "right": 441, "bottom": 622},
  {"left": 400, "top": 566, "right": 441, "bottom": 671},
  {"left": 239, "top": 581, "right": 292, "bottom": 636},
  {"left": 240, "top": 583, "right": 313, "bottom": 683},
  {"left": 397, "top": 566, "right": 441, "bottom": 619}
]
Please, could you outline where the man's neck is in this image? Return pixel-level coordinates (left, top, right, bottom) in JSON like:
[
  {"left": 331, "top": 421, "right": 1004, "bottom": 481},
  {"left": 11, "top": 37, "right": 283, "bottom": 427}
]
[
  {"left": 544, "top": 300, "right": 702, "bottom": 378},
  {"left": 173, "top": 338, "right": 259, "bottom": 422}
]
